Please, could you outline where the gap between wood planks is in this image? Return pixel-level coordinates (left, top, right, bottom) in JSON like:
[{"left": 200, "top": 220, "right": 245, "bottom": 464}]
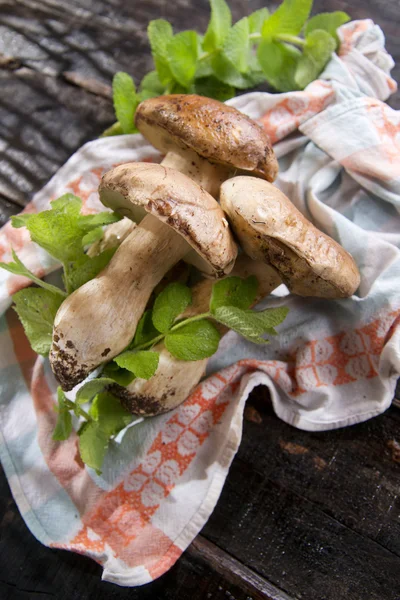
[
  {"left": 0, "top": 50, "right": 112, "bottom": 99},
  {"left": 0, "top": 0, "right": 145, "bottom": 33},
  {"left": 189, "top": 535, "right": 295, "bottom": 600}
]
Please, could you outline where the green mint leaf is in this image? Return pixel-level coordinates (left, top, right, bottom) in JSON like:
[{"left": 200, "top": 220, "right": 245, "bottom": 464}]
[
  {"left": 194, "top": 76, "right": 235, "bottom": 101},
  {"left": 222, "top": 17, "right": 250, "bottom": 74},
  {"left": 213, "top": 306, "right": 269, "bottom": 343},
  {"left": 262, "top": 0, "right": 312, "bottom": 38},
  {"left": 66, "top": 248, "right": 116, "bottom": 292},
  {"left": 212, "top": 53, "right": 259, "bottom": 89},
  {"left": 13, "top": 287, "right": 63, "bottom": 355},
  {"left": 140, "top": 70, "right": 164, "bottom": 93},
  {"left": 0, "top": 250, "right": 66, "bottom": 297},
  {"left": 248, "top": 8, "right": 270, "bottom": 34},
  {"left": 246, "top": 64, "right": 268, "bottom": 87},
  {"left": 11, "top": 213, "right": 32, "bottom": 228},
  {"left": 167, "top": 31, "right": 199, "bottom": 87},
  {"left": 169, "top": 82, "right": 191, "bottom": 94},
  {"left": 152, "top": 282, "right": 192, "bottom": 333},
  {"left": 14, "top": 194, "right": 120, "bottom": 270},
  {"left": 203, "top": 0, "right": 232, "bottom": 51},
  {"left": 89, "top": 392, "right": 132, "bottom": 437},
  {"left": 112, "top": 72, "right": 138, "bottom": 134},
  {"left": 114, "top": 350, "right": 159, "bottom": 380},
  {"left": 78, "top": 420, "right": 109, "bottom": 474},
  {"left": 79, "top": 212, "right": 121, "bottom": 228},
  {"left": 82, "top": 227, "right": 104, "bottom": 247},
  {"left": 103, "top": 363, "right": 136, "bottom": 386},
  {"left": 210, "top": 275, "right": 258, "bottom": 313},
  {"left": 305, "top": 11, "right": 350, "bottom": 47},
  {"left": 252, "top": 306, "right": 289, "bottom": 329},
  {"left": 76, "top": 377, "right": 115, "bottom": 404},
  {"left": 148, "top": 19, "right": 174, "bottom": 85},
  {"left": 132, "top": 310, "right": 159, "bottom": 348},
  {"left": 15, "top": 194, "right": 79, "bottom": 263},
  {"left": 139, "top": 70, "right": 165, "bottom": 100},
  {"left": 52, "top": 388, "right": 72, "bottom": 441},
  {"left": 214, "top": 305, "right": 289, "bottom": 344},
  {"left": 165, "top": 320, "right": 220, "bottom": 361},
  {"left": 295, "top": 29, "right": 336, "bottom": 89},
  {"left": 257, "top": 39, "right": 301, "bottom": 92},
  {"left": 138, "top": 89, "right": 161, "bottom": 102},
  {"left": 195, "top": 55, "right": 214, "bottom": 79}
]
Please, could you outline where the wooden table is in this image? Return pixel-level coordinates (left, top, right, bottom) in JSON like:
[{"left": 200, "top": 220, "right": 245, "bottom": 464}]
[{"left": 1, "top": 1, "right": 399, "bottom": 598}]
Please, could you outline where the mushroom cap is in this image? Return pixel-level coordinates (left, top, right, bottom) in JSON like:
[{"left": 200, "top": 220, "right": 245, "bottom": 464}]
[
  {"left": 135, "top": 94, "right": 278, "bottom": 183},
  {"left": 220, "top": 177, "right": 360, "bottom": 298},
  {"left": 99, "top": 162, "right": 237, "bottom": 277}
]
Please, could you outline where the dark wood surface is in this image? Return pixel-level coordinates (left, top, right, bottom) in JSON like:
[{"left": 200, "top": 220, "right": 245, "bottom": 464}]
[{"left": 0, "top": 1, "right": 399, "bottom": 599}]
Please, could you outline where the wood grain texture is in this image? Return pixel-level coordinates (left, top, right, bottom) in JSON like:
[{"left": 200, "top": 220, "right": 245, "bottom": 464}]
[
  {"left": 204, "top": 392, "right": 400, "bottom": 599},
  {"left": 0, "top": 1, "right": 400, "bottom": 599}
]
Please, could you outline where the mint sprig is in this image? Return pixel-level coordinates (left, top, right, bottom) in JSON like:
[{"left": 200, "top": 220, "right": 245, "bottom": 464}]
[
  {"left": 103, "top": 0, "right": 350, "bottom": 136},
  {"left": 4, "top": 195, "right": 120, "bottom": 295},
  {"left": 53, "top": 274, "right": 288, "bottom": 472},
  {"left": 107, "top": 277, "right": 287, "bottom": 365},
  {"left": 1, "top": 195, "right": 289, "bottom": 475}
]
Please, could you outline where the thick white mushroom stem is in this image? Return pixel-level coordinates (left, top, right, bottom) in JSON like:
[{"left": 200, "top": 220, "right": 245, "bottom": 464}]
[
  {"left": 111, "top": 256, "right": 282, "bottom": 416},
  {"left": 161, "top": 147, "right": 231, "bottom": 198},
  {"left": 51, "top": 217, "right": 189, "bottom": 391}
]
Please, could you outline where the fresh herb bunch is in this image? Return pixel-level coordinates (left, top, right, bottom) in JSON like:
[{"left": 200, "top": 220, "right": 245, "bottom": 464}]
[
  {"left": 103, "top": 0, "right": 350, "bottom": 136},
  {"left": 0, "top": 196, "right": 288, "bottom": 472}
]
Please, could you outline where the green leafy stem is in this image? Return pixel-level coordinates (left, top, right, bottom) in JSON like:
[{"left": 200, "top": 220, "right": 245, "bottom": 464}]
[
  {"left": 0, "top": 195, "right": 289, "bottom": 473},
  {"left": 104, "top": 0, "right": 350, "bottom": 136}
]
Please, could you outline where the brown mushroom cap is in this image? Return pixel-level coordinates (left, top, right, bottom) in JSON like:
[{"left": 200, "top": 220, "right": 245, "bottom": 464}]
[
  {"left": 220, "top": 177, "right": 360, "bottom": 298},
  {"left": 99, "top": 162, "right": 237, "bottom": 277},
  {"left": 135, "top": 94, "right": 278, "bottom": 183}
]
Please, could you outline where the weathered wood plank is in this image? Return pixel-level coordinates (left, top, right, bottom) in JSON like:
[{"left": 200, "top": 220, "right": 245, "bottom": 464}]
[
  {"left": 0, "top": 68, "right": 114, "bottom": 204},
  {"left": 203, "top": 392, "right": 400, "bottom": 600},
  {"left": 0, "top": 0, "right": 399, "bottom": 108},
  {"left": 189, "top": 536, "right": 294, "bottom": 600}
]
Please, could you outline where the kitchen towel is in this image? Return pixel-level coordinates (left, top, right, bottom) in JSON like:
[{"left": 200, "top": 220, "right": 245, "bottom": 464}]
[{"left": 0, "top": 19, "right": 399, "bottom": 586}]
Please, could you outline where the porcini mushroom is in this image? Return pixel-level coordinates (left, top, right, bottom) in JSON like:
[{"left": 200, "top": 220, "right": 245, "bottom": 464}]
[
  {"left": 50, "top": 163, "right": 237, "bottom": 390},
  {"left": 220, "top": 177, "right": 360, "bottom": 298},
  {"left": 110, "top": 254, "right": 282, "bottom": 416},
  {"left": 86, "top": 217, "right": 135, "bottom": 257},
  {"left": 135, "top": 94, "right": 279, "bottom": 197}
]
